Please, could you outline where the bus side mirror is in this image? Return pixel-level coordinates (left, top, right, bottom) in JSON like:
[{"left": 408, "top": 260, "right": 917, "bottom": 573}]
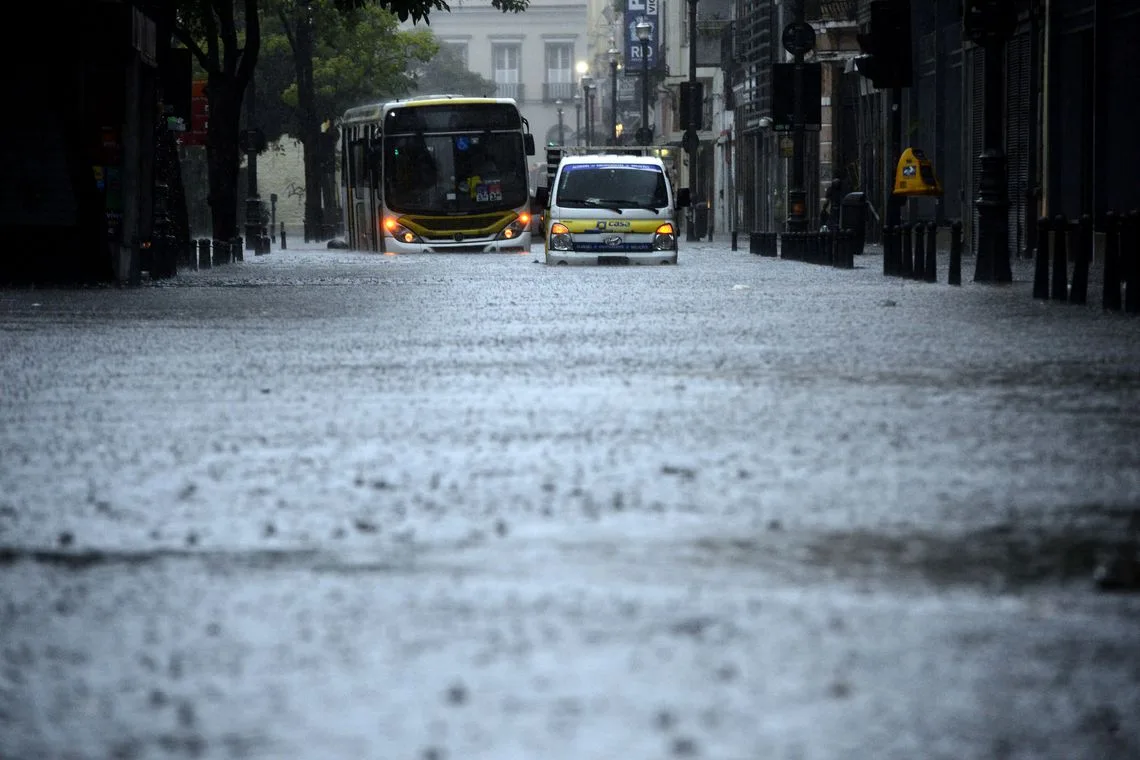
[
  {"left": 676, "top": 188, "right": 691, "bottom": 208},
  {"left": 524, "top": 134, "right": 536, "bottom": 156},
  {"left": 532, "top": 186, "right": 549, "bottom": 208}
]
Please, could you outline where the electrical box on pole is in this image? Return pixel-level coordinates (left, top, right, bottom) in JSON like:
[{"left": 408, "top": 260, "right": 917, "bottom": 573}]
[{"left": 679, "top": 81, "right": 704, "bottom": 131}]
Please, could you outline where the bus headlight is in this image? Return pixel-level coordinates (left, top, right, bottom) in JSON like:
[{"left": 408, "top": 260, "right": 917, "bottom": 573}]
[
  {"left": 652, "top": 222, "right": 677, "bottom": 251},
  {"left": 496, "top": 214, "right": 530, "bottom": 241},
  {"left": 549, "top": 222, "right": 573, "bottom": 251},
  {"left": 383, "top": 217, "right": 422, "bottom": 244}
]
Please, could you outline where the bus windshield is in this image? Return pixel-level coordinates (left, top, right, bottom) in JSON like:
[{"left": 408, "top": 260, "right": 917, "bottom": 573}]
[{"left": 385, "top": 132, "right": 528, "bottom": 214}]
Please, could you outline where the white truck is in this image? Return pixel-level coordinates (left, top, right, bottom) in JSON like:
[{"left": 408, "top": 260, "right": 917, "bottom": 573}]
[{"left": 533, "top": 146, "right": 691, "bottom": 265}]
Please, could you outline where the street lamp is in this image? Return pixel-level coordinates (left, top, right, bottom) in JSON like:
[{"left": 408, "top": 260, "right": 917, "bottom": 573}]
[
  {"left": 635, "top": 20, "right": 652, "bottom": 145},
  {"left": 555, "top": 99, "right": 565, "bottom": 145},
  {"left": 574, "top": 93, "right": 581, "bottom": 146},
  {"left": 575, "top": 61, "right": 588, "bottom": 146},
  {"left": 581, "top": 75, "right": 594, "bottom": 146},
  {"left": 685, "top": 0, "right": 699, "bottom": 241},
  {"left": 608, "top": 44, "right": 620, "bottom": 146}
]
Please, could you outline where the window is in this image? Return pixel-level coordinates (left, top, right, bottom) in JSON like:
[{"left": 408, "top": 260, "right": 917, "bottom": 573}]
[
  {"left": 443, "top": 41, "right": 468, "bottom": 68},
  {"left": 544, "top": 43, "right": 576, "bottom": 102},
  {"left": 493, "top": 44, "right": 520, "bottom": 84},
  {"left": 493, "top": 44, "right": 522, "bottom": 99}
]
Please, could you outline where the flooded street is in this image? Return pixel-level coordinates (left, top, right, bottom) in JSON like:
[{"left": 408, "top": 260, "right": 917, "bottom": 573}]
[{"left": 2, "top": 241, "right": 1139, "bottom": 759}]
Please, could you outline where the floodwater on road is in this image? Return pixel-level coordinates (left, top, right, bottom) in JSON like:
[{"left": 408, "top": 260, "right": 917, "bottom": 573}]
[{"left": 2, "top": 241, "right": 1139, "bottom": 759}]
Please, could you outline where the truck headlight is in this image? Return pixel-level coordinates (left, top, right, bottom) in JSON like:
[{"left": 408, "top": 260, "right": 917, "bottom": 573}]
[
  {"left": 652, "top": 222, "right": 676, "bottom": 251},
  {"left": 549, "top": 222, "right": 573, "bottom": 251}
]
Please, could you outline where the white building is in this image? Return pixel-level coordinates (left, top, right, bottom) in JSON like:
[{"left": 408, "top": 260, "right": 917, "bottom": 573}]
[{"left": 403, "top": 0, "right": 591, "bottom": 185}]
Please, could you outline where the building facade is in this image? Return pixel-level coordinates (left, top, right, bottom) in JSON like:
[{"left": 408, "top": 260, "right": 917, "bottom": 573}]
[{"left": 403, "top": 0, "right": 590, "bottom": 187}]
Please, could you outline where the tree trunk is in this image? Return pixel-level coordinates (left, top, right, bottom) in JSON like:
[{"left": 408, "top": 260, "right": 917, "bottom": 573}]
[
  {"left": 206, "top": 74, "right": 244, "bottom": 241},
  {"left": 292, "top": 16, "right": 325, "bottom": 241}
]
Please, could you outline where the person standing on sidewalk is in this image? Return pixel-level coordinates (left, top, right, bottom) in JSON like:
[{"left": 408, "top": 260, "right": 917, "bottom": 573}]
[{"left": 820, "top": 178, "right": 842, "bottom": 232}]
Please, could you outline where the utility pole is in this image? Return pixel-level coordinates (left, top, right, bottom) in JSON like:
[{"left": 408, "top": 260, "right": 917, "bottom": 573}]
[
  {"left": 787, "top": 0, "right": 807, "bottom": 232},
  {"left": 684, "top": 0, "right": 699, "bottom": 241}
]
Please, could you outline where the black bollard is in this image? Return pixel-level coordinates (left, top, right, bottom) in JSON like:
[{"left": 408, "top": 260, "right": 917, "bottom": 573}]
[
  {"left": 280, "top": 223, "right": 288, "bottom": 250},
  {"left": 925, "top": 221, "right": 938, "bottom": 282},
  {"left": 750, "top": 232, "right": 761, "bottom": 255},
  {"left": 232, "top": 237, "right": 243, "bottom": 263},
  {"left": 883, "top": 226, "right": 895, "bottom": 276},
  {"left": 1050, "top": 214, "right": 1068, "bottom": 301},
  {"left": 912, "top": 223, "right": 926, "bottom": 280},
  {"left": 900, "top": 224, "right": 913, "bottom": 278},
  {"left": 1103, "top": 211, "right": 1122, "bottom": 312},
  {"left": 1125, "top": 210, "right": 1139, "bottom": 314},
  {"left": 731, "top": 231, "right": 738, "bottom": 251},
  {"left": 1033, "top": 216, "right": 1050, "bottom": 299},
  {"left": 198, "top": 238, "right": 212, "bottom": 269},
  {"left": 949, "top": 221, "right": 962, "bottom": 286},
  {"left": 1070, "top": 214, "right": 1092, "bottom": 306}
]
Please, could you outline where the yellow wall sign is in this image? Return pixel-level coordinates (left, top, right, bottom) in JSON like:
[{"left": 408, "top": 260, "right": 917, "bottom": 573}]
[{"left": 893, "top": 147, "right": 943, "bottom": 196}]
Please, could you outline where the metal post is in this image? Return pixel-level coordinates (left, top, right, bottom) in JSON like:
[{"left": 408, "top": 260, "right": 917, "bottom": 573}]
[
  {"left": 787, "top": 0, "right": 807, "bottom": 233},
  {"left": 556, "top": 101, "right": 565, "bottom": 145},
  {"left": 244, "top": 78, "right": 261, "bottom": 252},
  {"left": 582, "top": 77, "right": 594, "bottom": 147},
  {"left": 609, "top": 46, "right": 619, "bottom": 146},
  {"left": 969, "top": 3, "right": 1014, "bottom": 283},
  {"left": 638, "top": 23, "right": 651, "bottom": 145},
  {"left": 685, "top": 0, "right": 699, "bottom": 241},
  {"left": 574, "top": 96, "right": 581, "bottom": 146}
]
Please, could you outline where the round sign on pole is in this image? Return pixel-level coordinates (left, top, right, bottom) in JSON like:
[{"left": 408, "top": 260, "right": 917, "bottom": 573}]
[{"left": 781, "top": 22, "right": 815, "bottom": 57}]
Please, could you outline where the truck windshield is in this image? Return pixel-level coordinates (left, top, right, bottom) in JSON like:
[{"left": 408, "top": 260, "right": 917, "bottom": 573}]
[
  {"left": 556, "top": 163, "right": 669, "bottom": 208},
  {"left": 384, "top": 133, "right": 528, "bottom": 214}
]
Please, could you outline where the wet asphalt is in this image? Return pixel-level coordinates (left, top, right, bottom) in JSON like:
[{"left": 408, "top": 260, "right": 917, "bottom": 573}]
[{"left": 1, "top": 238, "right": 1138, "bottom": 759}]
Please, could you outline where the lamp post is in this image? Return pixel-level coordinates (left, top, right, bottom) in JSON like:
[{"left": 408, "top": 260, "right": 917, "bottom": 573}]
[
  {"left": 574, "top": 94, "right": 582, "bottom": 146},
  {"left": 581, "top": 75, "right": 594, "bottom": 146},
  {"left": 966, "top": 0, "right": 1015, "bottom": 283},
  {"left": 635, "top": 20, "right": 652, "bottom": 145},
  {"left": 575, "top": 61, "right": 589, "bottom": 147},
  {"left": 608, "top": 44, "right": 620, "bottom": 145},
  {"left": 555, "top": 99, "right": 565, "bottom": 145},
  {"left": 786, "top": 0, "right": 807, "bottom": 233},
  {"left": 684, "top": 0, "right": 699, "bottom": 241}
]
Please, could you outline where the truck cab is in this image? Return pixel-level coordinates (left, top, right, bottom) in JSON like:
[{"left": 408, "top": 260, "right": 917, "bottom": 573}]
[{"left": 536, "top": 147, "right": 691, "bottom": 265}]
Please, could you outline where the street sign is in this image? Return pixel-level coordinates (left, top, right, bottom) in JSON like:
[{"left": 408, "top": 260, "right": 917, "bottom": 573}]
[{"left": 781, "top": 22, "right": 816, "bottom": 57}]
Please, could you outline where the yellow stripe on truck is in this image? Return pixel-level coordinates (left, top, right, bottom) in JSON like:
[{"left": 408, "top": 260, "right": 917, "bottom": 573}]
[{"left": 559, "top": 219, "right": 666, "bottom": 234}]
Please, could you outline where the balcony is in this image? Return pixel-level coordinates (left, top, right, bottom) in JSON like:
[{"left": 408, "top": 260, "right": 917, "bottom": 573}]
[
  {"left": 817, "top": 0, "right": 858, "bottom": 22},
  {"left": 543, "top": 82, "right": 578, "bottom": 103},
  {"left": 494, "top": 82, "right": 525, "bottom": 102}
]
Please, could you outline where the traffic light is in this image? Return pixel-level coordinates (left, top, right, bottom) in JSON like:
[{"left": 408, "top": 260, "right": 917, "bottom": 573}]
[{"left": 854, "top": 0, "right": 912, "bottom": 89}]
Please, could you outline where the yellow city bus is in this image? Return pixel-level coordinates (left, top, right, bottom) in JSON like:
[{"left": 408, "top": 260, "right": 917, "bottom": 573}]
[{"left": 340, "top": 95, "right": 537, "bottom": 253}]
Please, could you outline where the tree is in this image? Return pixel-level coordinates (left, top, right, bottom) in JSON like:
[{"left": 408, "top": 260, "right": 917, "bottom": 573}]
[
  {"left": 336, "top": 0, "right": 530, "bottom": 23},
  {"left": 174, "top": 0, "right": 261, "bottom": 242},
  {"left": 173, "top": 0, "right": 527, "bottom": 242},
  {"left": 408, "top": 43, "right": 496, "bottom": 97},
  {"left": 263, "top": 0, "right": 436, "bottom": 239}
]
